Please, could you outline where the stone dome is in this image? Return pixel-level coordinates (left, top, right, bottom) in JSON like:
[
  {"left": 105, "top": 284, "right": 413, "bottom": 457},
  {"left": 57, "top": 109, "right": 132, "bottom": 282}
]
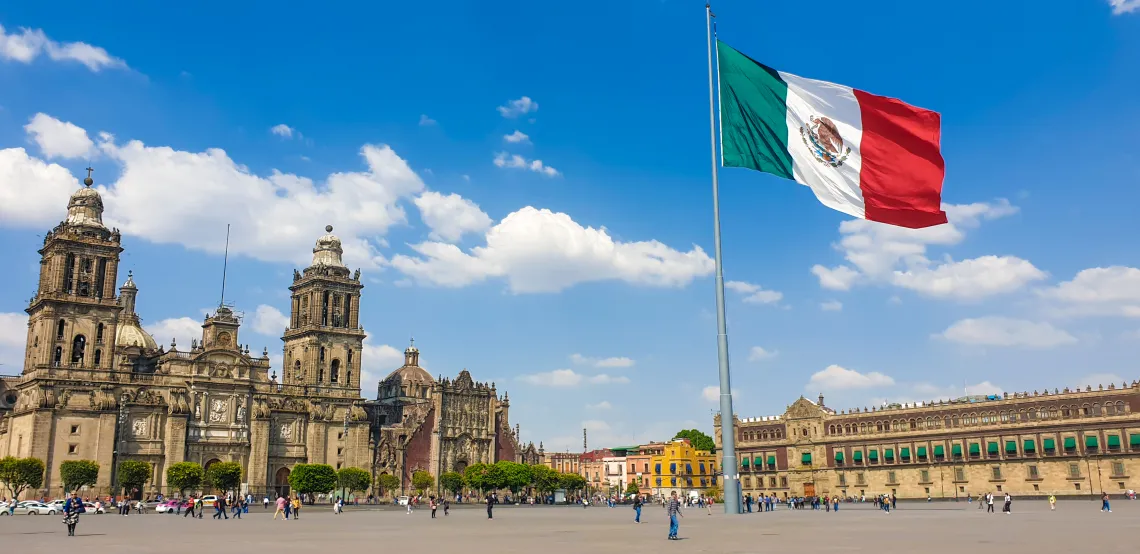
[
  {"left": 66, "top": 185, "right": 106, "bottom": 229},
  {"left": 115, "top": 320, "right": 158, "bottom": 351},
  {"left": 382, "top": 363, "right": 434, "bottom": 385},
  {"left": 311, "top": 224, "right": 346, "bottom": 268}
]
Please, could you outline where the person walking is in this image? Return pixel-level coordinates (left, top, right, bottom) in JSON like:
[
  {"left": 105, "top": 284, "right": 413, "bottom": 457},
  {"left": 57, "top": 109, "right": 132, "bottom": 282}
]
[
  {"left": 195, "top": 496, "right": 204, "bottom": 518},
  {"left": 633, "top": 495, "right": 643, "bottom": 524},
  {"left": 486, "top": 492, "right": 495, "bottom": 519},
  {"left": 1101, "top": 492, "right": 1112, "bottom": 513},
  {"left": 184, "top": 496, "right": 195, "bottom": 518},
  {"left": 233, "top": 497, "right": 243, "bottom": 519},
  {"left": 986, "top": 493, "right": 995, "bottom": 513},
  {"left": 62, "top": 492, "right": 85, "bottom": 537},
  {"left": 443, "top": 499, "right": 450, "bottom": 516},
  {"left": 292, "top": 496, "right": 302, "bottom": 519},
  {"left": 666, "top": 491, "right": 683, "bottom": 540},
  {"left": 430, "top": 498, "right": 438, "bottom": 519},
  {"left": 1048, "top": 494, "right": 1056, "bottom": 511},
  {"left": 284, "top": 497, "right": 293, "bottom": 520},
  {"left": 273, "top": 496, "right": 287, "bottom": 520},
  {"left": 1002, "top": 493, "right": 1012, "bottom": 514}
]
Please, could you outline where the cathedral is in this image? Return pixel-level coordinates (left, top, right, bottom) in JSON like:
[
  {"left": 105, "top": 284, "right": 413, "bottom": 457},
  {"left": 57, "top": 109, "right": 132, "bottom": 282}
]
[{"left": 0, "top": 172, "right": 539, "bottom": 499}]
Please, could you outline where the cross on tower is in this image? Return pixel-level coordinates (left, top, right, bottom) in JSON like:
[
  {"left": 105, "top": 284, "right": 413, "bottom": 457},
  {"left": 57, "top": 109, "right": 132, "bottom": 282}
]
[{"left": 410, "top": 336, "right": 415, "bottom": 347}]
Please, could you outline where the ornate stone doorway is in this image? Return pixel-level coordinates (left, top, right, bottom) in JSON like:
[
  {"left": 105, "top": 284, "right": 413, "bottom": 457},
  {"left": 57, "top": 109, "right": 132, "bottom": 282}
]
[
  {"left": 275, "top": 467, "right": 291, "bottom": 498},
  {"left": 803, "top": 482, "right": 816, "bottom": 497},
  {"left": 455, "top": 460, "right": 468, "bottom": 474}
]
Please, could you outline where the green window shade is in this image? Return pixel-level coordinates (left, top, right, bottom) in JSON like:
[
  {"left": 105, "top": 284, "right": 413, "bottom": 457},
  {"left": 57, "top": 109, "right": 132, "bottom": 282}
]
[
  {"left": 753, "top": 456, "right": 762, "bottom": 466},
  {"left": 885, "top": 449, "right": 895, "bottom": 460},
  {"left": 869, "top": 449, "right": 879, "bottom": 460},
  {"left": 987, "top": 442, "right": 999, "bottom": 454},
  {"left": 1023, "top": 440, "right": 1035, "bottom": 452},
  {"left": 741, "top": 457, "right": 750, "bottom": 467},
  {"left": 1130, "top": 434, "right": 1140, "bottom": 447},
  {"left": 835, "top": 451, "right": 844, "bottom": 462},
  {"left": 1108, "top": 435, "right": 1121, "bottom": 448},
  {"left": 853, "top": 451, "right": 864, "bottom": 461},
  {"left": 1005, "top": 441, "right": 1017, "bottom": 453},
  {"left": 1043, "top": 438, "right": 1056, "bottom": 450},
  {"left": 917, "top": 446, "right": 928, "bottom": 457},
  {"left": 900, "top": 447, "right": 911, "bottom": 458},
  {"left": 933, "top": 445, "right": 944, "bottom": 456},
  {"left": 951, "top": 444, "right": 962, "bottom": 456},
  {"left": 969, "top": 443, "right": 981, "bottom": 455},
  {"left": 767, "top": 456, "right": 776, "bottom": 467},
  {"left": 801, "top": 453, "right": 812, "bottom": 464},
  {"left": 1085, "top": 436, "right": 1098, "bottom": 448},
  {"left": 1063, "top": 437, "right": 1077, "bottom": 449}
]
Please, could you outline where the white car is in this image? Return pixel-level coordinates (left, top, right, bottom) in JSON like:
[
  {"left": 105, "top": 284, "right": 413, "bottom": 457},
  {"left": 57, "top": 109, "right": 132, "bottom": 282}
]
[
  {"left": 397, "top": 495, "right": 410, "bottom": 506},
  {"left": 9, "top": 501, "right": 57, "bottom": 515},
  {"left": 83, "top": 502, "right": 105, "bottom": 514}
]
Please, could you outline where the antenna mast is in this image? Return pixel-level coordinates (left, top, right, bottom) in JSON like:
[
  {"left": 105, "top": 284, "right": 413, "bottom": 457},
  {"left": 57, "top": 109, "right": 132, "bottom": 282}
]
[{"left": 219, "top": 224, "right": 231, "bottom": 307}]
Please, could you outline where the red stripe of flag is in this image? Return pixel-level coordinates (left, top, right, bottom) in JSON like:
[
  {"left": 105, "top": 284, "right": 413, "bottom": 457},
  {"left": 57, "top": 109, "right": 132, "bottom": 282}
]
[{"left": 852, "top": 89, "right": 947, "bottom": 229}]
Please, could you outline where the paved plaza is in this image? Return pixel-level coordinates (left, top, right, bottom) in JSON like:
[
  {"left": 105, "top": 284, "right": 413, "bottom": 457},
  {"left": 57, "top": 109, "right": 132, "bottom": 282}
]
[{"left": 2, "top": 500, "right": 1138, "bottom": 552}]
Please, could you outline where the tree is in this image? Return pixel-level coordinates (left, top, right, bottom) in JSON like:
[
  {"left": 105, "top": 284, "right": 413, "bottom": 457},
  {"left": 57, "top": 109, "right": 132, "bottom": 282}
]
[
  {"left": 411, "top": 470, "right": 434, "bottom": 495},
  {"left": 0, "top": 457, "right": 45, "bottom": 500},
  {"left": 558, "top": 472, "right": 586, "bottom": 493},
  {"left": 708, "top": 483, "right": 724, "bottom": 502},
  {"left": 496, "top": 461, "right": 532, "bottom": 496},
  {"left": 59, "top": 460, "right": 100, "bottom": 493},
  {"left": 463, "top": 463, "right": 489, "bottom": 492},
  {"left": 288, "top": 464, "right": 337, "bottom": 501},
  {"left": 439, "top": 471, "right": 465, "bottom": 495},
  {"left": 204, "top": 462, "right": 242, "bottom": 495},
  {"left": 376, "top": 473, "right": 400, "bottom": 497},
  {"left": 625, "top": 481, "right": 640, "bottom": 496},
  {"left": 116, "top": 460, "right": 151, "bottom": 496},
  {"left": 337, "top": 467, "right": 372, "bottom": 498},
  {"left": 166, "top": 462, "right": 204, "bottom": 496},
  {"left": 674, "top": 429, "right": 716, "bottom": 453},
  {"left": 530, "top": 464, "right": 560, "bottom": 495}
]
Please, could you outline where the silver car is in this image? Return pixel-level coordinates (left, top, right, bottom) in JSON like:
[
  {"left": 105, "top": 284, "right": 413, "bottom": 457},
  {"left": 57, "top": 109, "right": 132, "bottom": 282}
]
[{"left": 8, "top": 501, "right": 58, "bottom": 515}]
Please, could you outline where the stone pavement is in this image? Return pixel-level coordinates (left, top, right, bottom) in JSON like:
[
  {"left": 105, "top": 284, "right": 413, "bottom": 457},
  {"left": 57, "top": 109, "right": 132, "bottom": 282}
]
[{"left": 2, "top": 500, "right": 1138, "bottom": 553}]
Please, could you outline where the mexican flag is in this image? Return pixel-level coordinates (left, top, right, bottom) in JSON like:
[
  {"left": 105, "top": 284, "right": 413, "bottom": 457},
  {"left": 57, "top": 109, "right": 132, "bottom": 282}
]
[{"left": 717, "top": 40, "right": 947, "bottom": 229}]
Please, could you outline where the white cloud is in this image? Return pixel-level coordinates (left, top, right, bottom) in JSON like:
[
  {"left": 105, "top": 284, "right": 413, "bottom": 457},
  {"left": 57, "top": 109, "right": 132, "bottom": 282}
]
[
  {"left": 145, "top": 316, "right": 202, "bottom": 351},
  {"left": 390, "top": 206, "right": 713, "bottom": 293},
  {"left": 747, "top": 346, "right": 776, "bottom": 361},
  {"left": 807, "top": 365, "right": 895, "bottom": 390},
  {"left": 701, "top": 385, "right": 740, "bottom": 403},
  {"left": 418, "top": 114, "right": 437, "bottom": 126},
  {"left": 0, "top": 312, "right": 28, "bottom": 373},
  {"left": 412, "top": 191, "right": 493, "bottom": 242},
  {"left": 0, "top": 147, "right": 80, "bottom": 227},
  {"left": 935, "top": 316, "right": 1078, "bottom": 349},
  {"left": 586, "top": 401, "right": 612, "bottom": 410},
  {"left": 504, "top": 130, "right": 530, "bottom": 144},
  {"left": 25, "top": 113, "right": 94, "bottom": 159},
  {"left": 909, "top": 381, "right": 1004, "bottom": 402},
  {"left": 493, "top": 151, "right": 560, "bottom": 177},
  {"left": 251, "top": 304, "right": 289, "bottom": 336},
  {"left": 725, "top": 280, "right": 783, "bottom": 304},
  {"left": 361, "top": 337, "right": 405, "bottom": 389},
  {"left": 1109, "top": 0, "right": 1140, "bottom": 15},
  {"left": 270, "top": 124, "right": 295, "bottom": 138},
  {"left": 811, "top": 199, "right": 1039, "bottom": 299},
  {"left": 570, "top": 353, "right": 635, "bottom": 368},
  {"left": 518, "top": 368, "right": 629, "bottom": 387},
  {"left": 1038, "top": 266, "right": 1140, "bottom": 317},
  {"left": 497, "top": 96, "right": 538, "bottom": 118},
  {"left": 820, "top": 300, "right": 843, "bottom": 311},
  {"left": 0, "top": 24, "right": 126, "bottom": 71},
  {"left": 582, "top": 419, "right": 611, "bottom": 432}
]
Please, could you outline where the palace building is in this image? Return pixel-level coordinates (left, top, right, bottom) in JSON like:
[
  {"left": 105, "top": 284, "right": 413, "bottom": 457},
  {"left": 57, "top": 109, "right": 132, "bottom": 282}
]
[
  {"left": 0, "top": 173, "right": 539, "bottom": 499},
  {"left": 714, "top": 386, "right": 1140, "bottom": 500}
]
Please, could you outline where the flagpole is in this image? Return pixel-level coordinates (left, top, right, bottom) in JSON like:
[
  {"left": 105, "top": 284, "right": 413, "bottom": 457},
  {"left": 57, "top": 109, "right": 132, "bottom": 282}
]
[{"left": 705, "top": 2, "right": 740, "bottom": 515}]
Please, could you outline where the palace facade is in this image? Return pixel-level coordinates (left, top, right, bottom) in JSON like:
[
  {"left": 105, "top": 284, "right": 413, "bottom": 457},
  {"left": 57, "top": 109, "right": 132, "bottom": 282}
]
[
  {"left": 0, "top": 174, "right": 538, "bottom": 499},
  {"left": 714, "top": 385, "right": 1140, "bottom": 499}
]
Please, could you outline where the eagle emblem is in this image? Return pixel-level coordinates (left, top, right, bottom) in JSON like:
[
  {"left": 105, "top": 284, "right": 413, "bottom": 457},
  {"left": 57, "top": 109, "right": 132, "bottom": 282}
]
[{"left": 800, "top": 116, "right": 851, "bottom": 168}]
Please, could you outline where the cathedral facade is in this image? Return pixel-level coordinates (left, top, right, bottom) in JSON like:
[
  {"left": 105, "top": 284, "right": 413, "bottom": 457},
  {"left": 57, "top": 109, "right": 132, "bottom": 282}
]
[{"left": 0, "top": 174, "right": 539, "bottom": 499}]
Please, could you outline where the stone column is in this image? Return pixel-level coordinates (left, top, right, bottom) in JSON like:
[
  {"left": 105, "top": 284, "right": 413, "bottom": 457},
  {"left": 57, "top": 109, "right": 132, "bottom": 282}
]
[
  {"left": 162, "top": 413, "right": 189, "bottom": 491},
  {"left": 248, "top": 418, "right": 270, "bottom": 494},
  {"left": 306, "top": 419, "right": 328, "bottom": 464}
]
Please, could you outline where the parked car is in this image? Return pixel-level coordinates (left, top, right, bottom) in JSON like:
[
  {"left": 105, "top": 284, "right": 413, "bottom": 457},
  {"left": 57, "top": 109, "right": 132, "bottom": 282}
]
[
  {"left": 155, "top": 500, "right": 188, "bottom": 513},
  {"left": 8, "top": 501, "right": 57, "bottom": 515}
]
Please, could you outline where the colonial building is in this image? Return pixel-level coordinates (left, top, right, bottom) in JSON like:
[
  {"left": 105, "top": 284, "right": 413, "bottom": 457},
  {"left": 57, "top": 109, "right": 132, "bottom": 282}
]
[
  {"left": 714, "top": 385, "right": 1140, "bottom": 500},
  {"left": 647, "top": 438, "right": 717, "bottom": 499},
  {"left": 369, "top": 348, "right": 540, "bottom": 494},
  {"left": 0, "top": 176, "right": 365, "bottom": 498}
]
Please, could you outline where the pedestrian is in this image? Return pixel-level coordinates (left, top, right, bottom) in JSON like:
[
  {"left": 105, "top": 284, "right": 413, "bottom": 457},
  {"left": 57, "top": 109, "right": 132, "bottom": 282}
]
[
  {"left": 1048, "top": 494, "right": 1056, "bottom": 511},
  {"left": 486, "top": 492, "right": 495, "bottom": 519},
  {"left": 443, "top": 499, "right": 450, "bottom": 516},
  {"left": 62, "top": 491, "right": 85, "bottom": 537},
  {"left": 1101, "top": 492, "right": 1112, "bottom": 513},
  {"left": 263, "top": 496, "right": 270, "bottom": 510},
  {"left": 430, "top": 498, "right": 438, "bottom": 519},
  {"left": 633, "top": 495, "right": 643, "bottom": 523},
  {"left": 233, "top": 497, "right": 243, "bottom": 519},
  {"left": 292, "top": 496, "right": 301, "bottom": 519},
  {"left": 184, "top": 496, "right": 195, "bottom": 518},
  {"left": 706, "top": 496, "right": 713, "bottom": 515},
  {"left": 284, "top": 497, "right": 292, "bottom": 520},
  {"left": 1002, "top": 493, "right": 1012, "bottom": 514},
  {"left": 666, "top": 491, "right": 683, "bottom": 540},
  {"left": 406, "top": 496, "right": 413, "bottom": 514},
  {"left": 195, "top": 496, "right": 204, "bottom": 518},
  {"left": 986, "top": 493, "right": 995, "bottom": 513}
]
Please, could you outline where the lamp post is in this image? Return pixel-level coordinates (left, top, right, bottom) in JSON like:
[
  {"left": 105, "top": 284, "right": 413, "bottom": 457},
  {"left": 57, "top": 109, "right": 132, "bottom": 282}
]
[{"left": 109, "top": 393, "right": 128, "bottom": 499}]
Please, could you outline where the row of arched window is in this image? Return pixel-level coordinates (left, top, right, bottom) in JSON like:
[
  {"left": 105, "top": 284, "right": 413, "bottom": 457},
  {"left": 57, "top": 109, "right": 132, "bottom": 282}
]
[
  {"left": 825, "top": 402, "right": 1131, "bottom": 436},
  {"left": 290, "top": 346, "right": 354, "bottom": 384},
  {"left": 52, "top": 334, "right": 100, "bottom": 368},
  {"left": 741, "top": 429, "right": 784, "bottom": 442}
]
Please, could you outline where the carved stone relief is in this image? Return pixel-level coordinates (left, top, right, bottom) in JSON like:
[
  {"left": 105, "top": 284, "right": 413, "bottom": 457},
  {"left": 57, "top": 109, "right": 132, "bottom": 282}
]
[{"left": 209, "top": 398, "right": 228, "bottom": 423}]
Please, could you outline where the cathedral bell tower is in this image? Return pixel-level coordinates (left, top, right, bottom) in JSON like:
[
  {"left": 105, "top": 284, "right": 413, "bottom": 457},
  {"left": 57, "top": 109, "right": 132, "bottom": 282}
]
[
  {"left": 24, "top": 169, "right": 124, "bottom": 374},
  {"left": 281, "top": 226, "right": 365, "bottom": 392}
]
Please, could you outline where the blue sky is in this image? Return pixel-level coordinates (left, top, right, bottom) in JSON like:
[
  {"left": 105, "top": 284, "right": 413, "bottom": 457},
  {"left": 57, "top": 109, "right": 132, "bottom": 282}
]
[{"left": 1, "top": 1, "right": 1138, "bottom": 452}]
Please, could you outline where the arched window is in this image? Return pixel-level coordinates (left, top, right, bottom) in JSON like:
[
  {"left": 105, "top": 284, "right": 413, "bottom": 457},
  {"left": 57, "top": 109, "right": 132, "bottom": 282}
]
[
  {"left": 93, "top": 349, "right": 102, "bottom": 367},
  {"left": 330, "top": 359, "right": 340, "bottom": 383},
  {"left": 318, "top": 367, "right": 324, "bottom": 383},
  {"left": 293, "top": 360, "right": 301, "bottom": 381},
  {"left": 1117, "top": 401, "right": 1126, "bottom": 414},
  {"left": 53, "top": 346, "right": 63, "bottom": 366},
  {"left": 346, "top": 369, "right": 351, "bottom": 385},
  {"left": 96, "top": 323, "right": 105, "bottom": 343},
  {"left": 347, "top": 349, "right": 353, "bottom": 367},
  {"left": 70, "top": 335, "right": 86, "bottom": 365},
  {"left": 319, "top": 347, "right": 326, "bottom": 363},
  {"left": 1105, "top": 403, "right": 1115, "bottom": 416},
  {"left": 56, "top": 319, "right": 66, "bottom": 340}
]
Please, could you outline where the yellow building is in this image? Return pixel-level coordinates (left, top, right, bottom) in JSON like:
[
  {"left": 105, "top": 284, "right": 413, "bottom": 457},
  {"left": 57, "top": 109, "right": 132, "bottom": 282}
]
[{"left": 648, "top": 438, "right": 717, "bottom": 498}]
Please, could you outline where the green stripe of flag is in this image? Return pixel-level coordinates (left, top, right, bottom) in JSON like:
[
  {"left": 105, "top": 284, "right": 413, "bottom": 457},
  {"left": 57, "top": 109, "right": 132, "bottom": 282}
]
[{"left": 717, "top": 40, "right": 793, "bottom": 180}]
